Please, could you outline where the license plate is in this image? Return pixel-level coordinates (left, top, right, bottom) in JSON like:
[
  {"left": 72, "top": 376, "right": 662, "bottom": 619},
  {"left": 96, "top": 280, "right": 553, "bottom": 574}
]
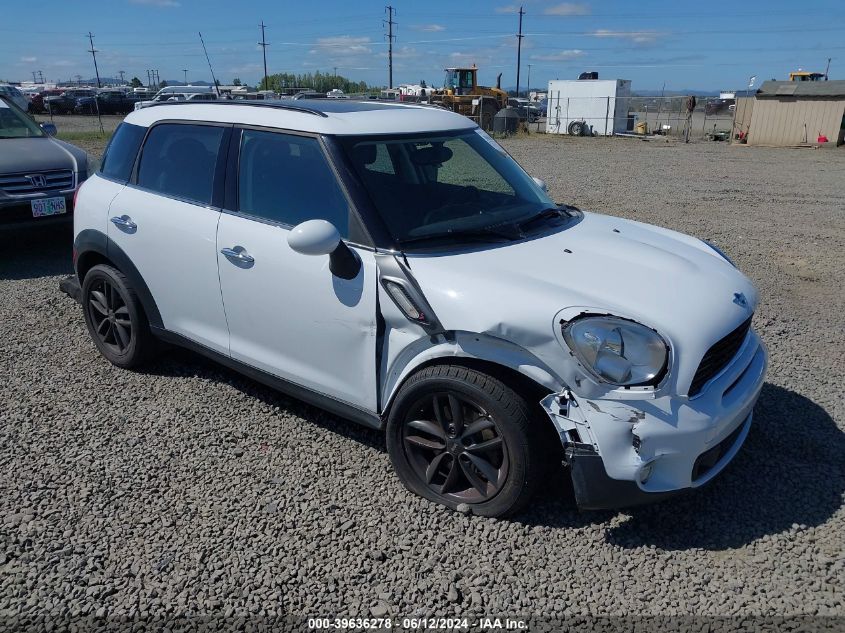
[{"left": 31, "top": 197, "right": 67, "bottom": 218}]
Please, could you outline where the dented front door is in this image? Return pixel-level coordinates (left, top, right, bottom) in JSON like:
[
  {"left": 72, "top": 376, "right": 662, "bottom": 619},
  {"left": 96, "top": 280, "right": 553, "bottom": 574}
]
[{"left": 216, "top": 212, "right": 379, "bottom": 412}]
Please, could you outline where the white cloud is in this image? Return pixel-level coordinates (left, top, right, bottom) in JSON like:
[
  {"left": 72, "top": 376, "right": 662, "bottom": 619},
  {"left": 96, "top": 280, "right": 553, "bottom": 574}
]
[
  {"left": 591, "top": 29, "right": 663, "bottom": 44},
  {"left": 530, "top": 49, "right": 585, "bottom": 61},
  {"left": 20, "top": 56, "right": 38, "bottom": 63},
  {"left": 310, "top": 36, "right": 372, "bottom": 56},
  {"left": 129, "top": 0, "right": 181, "bottom": 6},
  {"left": 412, "top": 24, "right": 446, "bottom": 32},
  {"left": 544, "top": 3, "right": 590, "bottom": 16},
  {"left": 495, "top": 5, "right": 521, "bottom": 14}
]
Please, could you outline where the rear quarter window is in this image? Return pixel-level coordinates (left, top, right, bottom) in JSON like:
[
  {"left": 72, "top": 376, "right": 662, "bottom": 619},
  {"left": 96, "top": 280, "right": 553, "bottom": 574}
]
[{"left": 99, "top": 123, "right": 146, "bottom": 182}]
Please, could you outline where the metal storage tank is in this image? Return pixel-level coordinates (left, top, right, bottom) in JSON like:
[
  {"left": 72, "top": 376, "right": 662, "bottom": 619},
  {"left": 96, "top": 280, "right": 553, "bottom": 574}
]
[
  {"left": 747, "top": 80, "right": 845, "bottom": 146},
  {"left": 545, "top": 79, "right": 632, "bottom": 136}
]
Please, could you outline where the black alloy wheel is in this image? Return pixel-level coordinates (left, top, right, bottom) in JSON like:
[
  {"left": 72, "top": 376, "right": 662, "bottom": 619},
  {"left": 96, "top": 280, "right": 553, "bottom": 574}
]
[
  {"left": 86, "top": 277, "right": 133, "bottom": 355},
  {"left": 81, "top": 264, "right": 155, "bottom": 368},
  {"left": 402, "top": 392, "right": 510, "bottom": 504},
  {"left": 387, "top": 364, "right": 547, "bottom": 517}
]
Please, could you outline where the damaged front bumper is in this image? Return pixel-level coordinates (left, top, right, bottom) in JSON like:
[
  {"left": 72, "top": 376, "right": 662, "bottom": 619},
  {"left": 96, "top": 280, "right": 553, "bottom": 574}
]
[{"left": 543, "top": 330, "right": 767, "bottom": 511}]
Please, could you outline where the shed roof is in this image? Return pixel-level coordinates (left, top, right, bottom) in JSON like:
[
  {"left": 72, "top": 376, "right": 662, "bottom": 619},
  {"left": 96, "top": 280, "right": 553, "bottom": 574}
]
[{"left": 756, "top": 80, "right": 845, "bottom": 98}]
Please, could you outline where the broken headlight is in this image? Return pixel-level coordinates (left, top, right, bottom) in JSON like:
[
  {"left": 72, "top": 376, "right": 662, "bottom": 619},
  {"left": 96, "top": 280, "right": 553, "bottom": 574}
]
[{"left": 562, "top": 316, "right": 669, "bottom": 386}]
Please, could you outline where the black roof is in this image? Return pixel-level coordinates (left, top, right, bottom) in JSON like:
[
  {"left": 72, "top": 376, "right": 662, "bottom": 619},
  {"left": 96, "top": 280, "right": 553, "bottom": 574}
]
[{"left": 142, "top": 98, "right": 428, "bottom": 118}]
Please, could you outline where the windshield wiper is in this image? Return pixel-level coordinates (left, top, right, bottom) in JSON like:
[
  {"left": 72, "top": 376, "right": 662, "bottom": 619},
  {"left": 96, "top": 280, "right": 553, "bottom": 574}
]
[
  {"left": 515, "top": 205, "right": 580, "bottom": 231},
  {"left": 398, "top": 225, "right": 521, "bottom": 247}
]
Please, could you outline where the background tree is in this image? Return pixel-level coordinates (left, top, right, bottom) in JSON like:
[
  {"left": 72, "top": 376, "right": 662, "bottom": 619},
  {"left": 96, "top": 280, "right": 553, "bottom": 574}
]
[
  {"left": 159, "top": 80, "right": 168, "bottom": 89},
  {"left": 130, "top": 77, "right": 142, "bottom": 88},
  {"left": 232, "top": 78, "right": 242, "bottom": 86},
  {"left": 261, "top": 71, "right": 373, "bottom": 95}
]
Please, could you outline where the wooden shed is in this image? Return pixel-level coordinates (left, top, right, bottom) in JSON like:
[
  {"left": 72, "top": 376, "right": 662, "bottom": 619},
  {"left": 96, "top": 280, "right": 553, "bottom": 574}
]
[{"left": 747, "top": 80, "right": 845, "bottom": 147}]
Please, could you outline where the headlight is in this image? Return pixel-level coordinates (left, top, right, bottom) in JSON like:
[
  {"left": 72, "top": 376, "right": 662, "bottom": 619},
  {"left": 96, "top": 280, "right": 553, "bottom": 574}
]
[
  {"left": 562, "top": 316, "right": 668, "bottom": 386},
  {"left": 701, "top": 239, "right": 736, "bottom": 267}
]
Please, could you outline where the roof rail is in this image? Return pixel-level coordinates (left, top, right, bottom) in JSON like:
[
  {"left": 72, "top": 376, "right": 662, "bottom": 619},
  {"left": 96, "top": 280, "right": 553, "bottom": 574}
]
[{"left": 142, "top": 99, "right": 329, "bottom": 117}]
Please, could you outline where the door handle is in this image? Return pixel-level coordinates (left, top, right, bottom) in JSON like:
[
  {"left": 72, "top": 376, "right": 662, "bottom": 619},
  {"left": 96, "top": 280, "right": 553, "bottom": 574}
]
[
  {"left": 110, "top": 215, "right": 137, "bottom": 230},
  {"left": 220, "top": 247, "right": 255, "bottom": 264}
]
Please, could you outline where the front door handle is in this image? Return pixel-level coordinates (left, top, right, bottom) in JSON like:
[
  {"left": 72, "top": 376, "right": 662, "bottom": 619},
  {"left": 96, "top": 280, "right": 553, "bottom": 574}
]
[
  {"left": 220, "top": 247, "right": 255, "bottom": 264},
  {"left": 110, "top": 215, "right": 137, "bottom": 230}
]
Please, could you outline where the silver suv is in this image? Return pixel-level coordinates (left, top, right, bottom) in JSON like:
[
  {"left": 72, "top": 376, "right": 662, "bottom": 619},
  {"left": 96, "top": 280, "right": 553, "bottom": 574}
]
[{"left": 64, "top": 99, "right": 767, "bottom": 517}]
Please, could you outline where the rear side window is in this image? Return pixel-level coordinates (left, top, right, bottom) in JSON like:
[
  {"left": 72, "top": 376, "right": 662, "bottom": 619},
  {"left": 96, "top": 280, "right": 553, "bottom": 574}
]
[
  {"left": 237, "top": 130, "right": 349, "bottom": 236},
  {"left": 99, "top": 123, "right": 145, "bottom": 182},
  {"left": 137, "top": 123, "right": 225, "bottom": 205}
]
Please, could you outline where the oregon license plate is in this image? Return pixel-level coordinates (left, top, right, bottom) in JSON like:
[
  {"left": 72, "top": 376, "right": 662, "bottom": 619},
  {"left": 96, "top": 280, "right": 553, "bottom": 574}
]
[{"left": 31, "top": 197, "right": 67, "bottom": 217}]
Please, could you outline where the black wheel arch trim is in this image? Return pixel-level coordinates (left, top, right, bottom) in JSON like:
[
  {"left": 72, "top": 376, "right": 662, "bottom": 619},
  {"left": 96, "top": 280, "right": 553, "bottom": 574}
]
[{"left": 73, "top": 228, "right": 163, "bottom": 329}]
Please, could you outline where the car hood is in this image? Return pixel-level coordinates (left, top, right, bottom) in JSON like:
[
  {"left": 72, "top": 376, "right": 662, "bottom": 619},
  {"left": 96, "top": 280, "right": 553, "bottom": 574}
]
[
  {"left": 405, "top": 211, "right": 758, "bottom": 394},
  {"left": 0, "top": 137, "right": 86, "bottom": 174}
]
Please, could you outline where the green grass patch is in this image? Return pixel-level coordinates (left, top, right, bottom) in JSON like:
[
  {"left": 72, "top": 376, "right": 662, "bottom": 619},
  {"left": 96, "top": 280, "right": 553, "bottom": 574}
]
[{"left": 56, "top": 131, "right": 113, "bottom": 142}]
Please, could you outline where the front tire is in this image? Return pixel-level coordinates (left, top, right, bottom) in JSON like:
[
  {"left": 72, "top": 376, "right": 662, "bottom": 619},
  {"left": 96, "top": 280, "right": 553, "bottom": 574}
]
[
  {"left": 386, "top": 365, "right": 543, "bottom": 517},
  {"left": 81, "top": 264, "right": 154, "bottom": 369}
]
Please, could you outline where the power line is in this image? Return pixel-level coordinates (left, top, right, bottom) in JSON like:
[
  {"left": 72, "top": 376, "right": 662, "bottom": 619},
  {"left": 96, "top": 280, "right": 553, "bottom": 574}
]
[
  {"left": 384, "top": 6, "right": 396, "bottom": 88},
  {"left": 515, "top": 6, "right": 524, "bottom": 97},
  {"left": 259, "top": 21, "right": 269, "bottom": 90},
  {"left": 87, "top": 32, "right": 101, "bottom": 88}
]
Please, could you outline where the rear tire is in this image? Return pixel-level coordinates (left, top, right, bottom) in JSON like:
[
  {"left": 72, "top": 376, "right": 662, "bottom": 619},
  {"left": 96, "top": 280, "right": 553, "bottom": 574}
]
[
  {"left": 81, "top": 264, "right": 155, "bottom": 369},
  {"left": 386, "top": 365, "right": 544, "bottom": 517}
]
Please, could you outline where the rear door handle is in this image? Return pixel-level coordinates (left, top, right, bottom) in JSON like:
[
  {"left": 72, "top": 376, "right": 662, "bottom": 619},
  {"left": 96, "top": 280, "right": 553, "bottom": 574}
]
[
  {"left": 110, "top": 215, "right": 137, "bottom": 230},
  {"left": 220, "top": 247, "right": 255, "bottom": 264}
]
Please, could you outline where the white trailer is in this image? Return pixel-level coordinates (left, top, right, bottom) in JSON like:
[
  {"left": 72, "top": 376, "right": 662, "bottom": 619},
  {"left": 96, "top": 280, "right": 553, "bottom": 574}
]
[{"left": 546, "top": 79, "right": 632, "bottom": 136}]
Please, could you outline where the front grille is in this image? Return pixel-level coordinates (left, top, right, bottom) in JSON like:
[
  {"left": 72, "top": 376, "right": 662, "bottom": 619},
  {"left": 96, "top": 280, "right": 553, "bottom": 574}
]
[
  {"left": 688, "top": 316, "right": 753, "bottom": 397},
  {"left": 691, "top": 418, "right": 746, "bottom": 481},
  {"left": 0, "top": 170, "right": 74, "bottom": 197}
]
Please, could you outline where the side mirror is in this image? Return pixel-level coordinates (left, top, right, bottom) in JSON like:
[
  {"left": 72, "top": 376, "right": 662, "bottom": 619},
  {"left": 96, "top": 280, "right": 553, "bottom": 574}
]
[
  {"left": 532, "top": 176, "right": 548, "bottom": 192},
  {"left": 288, "top": 219, "right": 361, "bottom": 280},
  {"left": 40, "top": 123, "right": 57, "bottom": 136}
]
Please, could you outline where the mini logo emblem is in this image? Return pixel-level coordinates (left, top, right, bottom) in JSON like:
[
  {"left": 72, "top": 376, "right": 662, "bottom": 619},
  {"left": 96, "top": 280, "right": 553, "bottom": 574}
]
[
  {"left": 27, "top": 174, "right": 47, "bottom": 188},
  {"left": 733, "top": 292, "right": 748, "bottom": 308}
]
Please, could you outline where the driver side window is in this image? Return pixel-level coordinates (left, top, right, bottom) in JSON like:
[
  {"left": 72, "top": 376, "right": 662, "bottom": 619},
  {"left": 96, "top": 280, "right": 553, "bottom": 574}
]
[{"left": 237, "top": 130, "right": 349, "bottom": 236}]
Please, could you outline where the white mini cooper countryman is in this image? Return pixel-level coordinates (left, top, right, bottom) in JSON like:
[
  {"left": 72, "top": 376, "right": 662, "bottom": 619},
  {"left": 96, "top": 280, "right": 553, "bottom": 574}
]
[{"left": 63, "top": 100, "right": 767, "bottom": 517}]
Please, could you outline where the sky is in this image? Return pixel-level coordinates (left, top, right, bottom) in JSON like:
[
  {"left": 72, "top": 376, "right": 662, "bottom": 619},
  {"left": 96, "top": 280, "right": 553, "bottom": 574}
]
[{"left": 2, "top": 0, "right": 844, "bottom": 92}]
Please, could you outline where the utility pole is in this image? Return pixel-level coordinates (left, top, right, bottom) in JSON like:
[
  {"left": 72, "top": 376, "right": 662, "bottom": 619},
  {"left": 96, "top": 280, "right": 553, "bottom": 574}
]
[
  {"left": 258, "top": 21, "right": 269, "bottom": 90},
  {"left": 37, "top": 70, "right": 44, "bottom": 83},
  {"left": 32, "top": 71, "right": 37, "bottom": 83},
  {"left": 384, "top": 6, "right": 396, "bottom": 88},
  {"left": 87, "top": 32, "right": 102, "bottom": 88},
  {"left": 182, "top": 69, "right": 188, "bottom": 85},
  {"left": 146, "top": 70, "right": 151, "bottom": 89},
  {"left": 515, "top": 6, "right": 524, "bottom": 97},
  {"left": 825, "top": 57, "right": 832, "bottom": 80},
  {"left": 526, "top": 64, "right": 532, "bottom": 98},
  {"left": 118, "top": 70, "right": 125, "bottom": 84}
]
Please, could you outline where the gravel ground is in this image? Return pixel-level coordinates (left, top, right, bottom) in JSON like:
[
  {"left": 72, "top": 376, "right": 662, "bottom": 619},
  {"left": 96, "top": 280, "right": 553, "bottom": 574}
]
[{"left": 1, "top": 136, "right": 843, "bottom": 630}]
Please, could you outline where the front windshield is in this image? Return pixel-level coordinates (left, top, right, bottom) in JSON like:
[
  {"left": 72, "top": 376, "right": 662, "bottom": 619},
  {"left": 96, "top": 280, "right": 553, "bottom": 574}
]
[
  {"left": 0, "top": 99, "right": 44, "bottom": 138},
  {"left": 339, "top": 129, "right": 557, "bottom": 245}
]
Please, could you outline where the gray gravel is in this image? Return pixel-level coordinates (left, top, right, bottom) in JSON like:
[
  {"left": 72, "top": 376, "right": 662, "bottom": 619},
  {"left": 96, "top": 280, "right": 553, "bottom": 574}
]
[{"left": 1, "top": 136, "right": 843, "bottom": 628}]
